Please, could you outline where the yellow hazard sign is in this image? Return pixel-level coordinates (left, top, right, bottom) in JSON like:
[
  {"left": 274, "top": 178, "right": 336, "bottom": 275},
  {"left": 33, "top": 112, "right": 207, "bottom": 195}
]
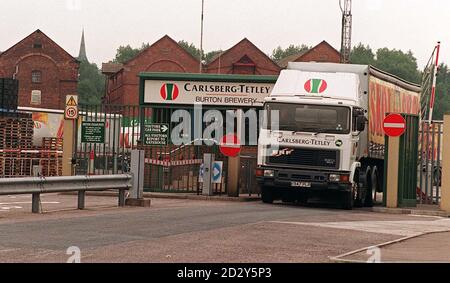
[{"left": 66, "top": 95, "right": 78, "bottom": 107}]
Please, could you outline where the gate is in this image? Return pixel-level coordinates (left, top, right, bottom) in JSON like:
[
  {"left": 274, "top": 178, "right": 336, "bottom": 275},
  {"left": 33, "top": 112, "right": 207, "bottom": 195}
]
[
  {"left": 74, "top": 104, "right": 228, "bottom": 194},
  {"left": 418, "top": 121, "right": 443, "bottom": 204},
  {"left": 240, "top": 154, "right": 259, "bottom": 196},
  {"left": 383, "top": 114, "right": 419, "bottom": 207}
]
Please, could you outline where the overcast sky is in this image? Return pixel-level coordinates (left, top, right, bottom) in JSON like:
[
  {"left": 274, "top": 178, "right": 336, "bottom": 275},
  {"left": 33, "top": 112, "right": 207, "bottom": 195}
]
[{"left": 0, "top": 0, "right": 446, "bottom": 68}]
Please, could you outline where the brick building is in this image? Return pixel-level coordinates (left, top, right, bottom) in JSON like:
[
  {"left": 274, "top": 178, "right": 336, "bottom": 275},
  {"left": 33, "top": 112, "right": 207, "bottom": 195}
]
[
  {"left": 103, "top": 36, "right": 282, "bottom": 105},
  {"left": 103, "top": 36, "right": 340, "bottom": 106},
  {"left": 277, "top": 40, "right": 341, "bottom": 68},
  {"left": 205, "top": 38, "right": 281, "bottom": 75},
  {"left": 0, "top": 30, "right": 79, "bottom": 110},
  {"left": 103, "top": 35, "right": 201, "bottom": 105}
]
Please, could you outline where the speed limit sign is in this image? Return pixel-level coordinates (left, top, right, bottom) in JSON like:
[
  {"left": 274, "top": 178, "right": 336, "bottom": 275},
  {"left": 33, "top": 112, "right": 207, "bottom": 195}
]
[
  {"left": 65, "top": 95, "right": 78, "bottom": 120},
  {"left": 65, "top": 107, "right": 78, "bottom": 120}
]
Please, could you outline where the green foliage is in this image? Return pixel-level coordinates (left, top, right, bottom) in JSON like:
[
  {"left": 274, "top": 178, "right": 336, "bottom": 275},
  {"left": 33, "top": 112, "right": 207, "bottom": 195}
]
[
  {"left": 113, "top": 43, "right": 149, "bottom": 64},
  {"left": 177, "top": 40, "right": 222, "bottom": 63},
  {"left": 375, "top": 48, "right": 421, "bottom": 84},
  {"left": 271, "top": 44, "right": 310, "bottom": 62},
  {"left": 350, "top": 43, "right": 421, "bottom": 84},
  {"left": 350, "top": 43, "right": 375, "bottom": 65},
  {"left": 433, "top": 63, "right": 450, "bottom": 120},
  {"left": 178, "top": 40, "right": 202, "bottom": 61},
  {"left": 77, "top": 61, "right": 105, "bottom": 105}
]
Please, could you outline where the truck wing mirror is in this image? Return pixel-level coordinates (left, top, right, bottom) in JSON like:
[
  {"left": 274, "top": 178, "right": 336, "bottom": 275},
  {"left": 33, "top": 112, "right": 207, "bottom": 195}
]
[{"left": 356, "top": 116, "right": 366, "bottom": 132}]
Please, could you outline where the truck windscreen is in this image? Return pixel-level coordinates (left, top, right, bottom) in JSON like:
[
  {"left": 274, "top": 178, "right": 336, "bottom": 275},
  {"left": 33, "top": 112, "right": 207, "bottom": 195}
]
[{"left": 264, "top": 103, "right": 350, "bottom": 134}]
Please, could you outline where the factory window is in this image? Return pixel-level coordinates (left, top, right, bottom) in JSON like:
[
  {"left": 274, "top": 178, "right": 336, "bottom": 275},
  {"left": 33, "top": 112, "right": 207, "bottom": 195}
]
[{"left": 32, "top": 70, "right": 42, "bottom": 83}]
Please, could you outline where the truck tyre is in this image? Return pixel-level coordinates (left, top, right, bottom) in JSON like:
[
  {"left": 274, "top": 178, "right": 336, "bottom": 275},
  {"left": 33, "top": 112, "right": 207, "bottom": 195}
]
[
  {"left": 354, "top": 167, "right": 369, "bottom": 208},
  {"left": 261, "top": 186, "right": 274, "bottom": 204},
  {"left": 365, "top": 167, "right": 379, "bottom": 207}
]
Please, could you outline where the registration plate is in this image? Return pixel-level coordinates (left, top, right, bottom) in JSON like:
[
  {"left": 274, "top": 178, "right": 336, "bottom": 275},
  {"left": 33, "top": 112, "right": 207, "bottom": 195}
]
[{"left": 291, "top": 181, "right": 311, "bottom": 188}]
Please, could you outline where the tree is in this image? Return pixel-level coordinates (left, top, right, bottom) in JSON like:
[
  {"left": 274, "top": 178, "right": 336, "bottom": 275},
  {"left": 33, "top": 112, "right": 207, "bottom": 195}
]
[
  {"left": 433, "top": 63, "right": 450, "bottom": 120},
  {"left": 113, "top": 43, "right": 149, "bottom": 64},
  {"left": 350, "top": 43, "right": 375, "bottom": 65},
  {"left": 77, "top": 61, "right": 105, "bottom": 105},
  {"left": 204, "top": 50, "right": 224, "bottom": 64},
  {"left": 178, "top": 40, "right": 202, "bottom": 61},
  {"left": 178, "top": 40, "right": 223, "bottom": 63},
  {"left": 271, "top": 44, "right": 310, "bottom": 62},
  {"left": 374, "top": 48, "right": 421, "bottom": 84}
]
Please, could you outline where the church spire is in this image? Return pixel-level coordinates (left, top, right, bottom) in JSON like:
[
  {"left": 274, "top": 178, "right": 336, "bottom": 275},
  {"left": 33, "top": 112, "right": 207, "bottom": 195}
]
[{"left": 78, "top": 28, "right": 88, "bottom": 62}]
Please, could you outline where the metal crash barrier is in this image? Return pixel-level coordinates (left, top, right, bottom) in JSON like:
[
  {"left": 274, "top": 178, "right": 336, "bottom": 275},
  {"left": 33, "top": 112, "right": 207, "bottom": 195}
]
[{"left": 0, "top": 174, "right": 132, "bottom": 213}]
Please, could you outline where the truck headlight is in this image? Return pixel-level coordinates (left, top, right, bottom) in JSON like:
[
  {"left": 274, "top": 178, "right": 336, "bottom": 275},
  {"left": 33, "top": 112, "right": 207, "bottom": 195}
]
[
  {"left": 264, "top": 170, "right": 275, "bottom": 177},
  {"left": 329, "top": 174, "right": 341, "bottom": 182}
]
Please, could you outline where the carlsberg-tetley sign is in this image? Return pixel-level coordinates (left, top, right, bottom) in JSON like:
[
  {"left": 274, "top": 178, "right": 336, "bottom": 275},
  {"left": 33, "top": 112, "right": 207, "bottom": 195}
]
[{"left": 144, "top": 80, "right": 275, "bottom": 107}]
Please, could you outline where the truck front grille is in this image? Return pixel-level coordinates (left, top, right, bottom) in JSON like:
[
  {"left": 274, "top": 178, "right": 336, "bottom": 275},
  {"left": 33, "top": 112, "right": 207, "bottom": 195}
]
[{"left": 268, "top": 148, "right": 339, "bottom": 169}]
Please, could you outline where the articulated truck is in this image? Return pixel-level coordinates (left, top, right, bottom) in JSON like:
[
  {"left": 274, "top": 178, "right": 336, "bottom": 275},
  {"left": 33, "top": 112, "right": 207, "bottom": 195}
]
[{"left": 257, "top": 62, "right": 421, "bottom": 209}]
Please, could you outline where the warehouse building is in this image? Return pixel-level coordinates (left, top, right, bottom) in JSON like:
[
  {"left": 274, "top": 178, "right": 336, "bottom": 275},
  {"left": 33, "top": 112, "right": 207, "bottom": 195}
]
[
  {"left": 0, "top": 30, "right": 80, "bottom": 110},
  {"left": 102, "top": 36, "right": 339, "bottom": 106}
]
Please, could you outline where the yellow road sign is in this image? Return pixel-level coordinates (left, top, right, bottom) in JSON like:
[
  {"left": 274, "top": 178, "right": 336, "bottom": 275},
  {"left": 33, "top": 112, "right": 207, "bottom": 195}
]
[{"left": 66, "top": 95, "right": 78, "bottom": 107}]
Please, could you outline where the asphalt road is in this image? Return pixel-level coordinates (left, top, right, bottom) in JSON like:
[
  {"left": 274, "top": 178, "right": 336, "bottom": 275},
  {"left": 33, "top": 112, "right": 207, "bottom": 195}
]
[{"left": 0, "top": 194, "right": 441, "bottom": 263}]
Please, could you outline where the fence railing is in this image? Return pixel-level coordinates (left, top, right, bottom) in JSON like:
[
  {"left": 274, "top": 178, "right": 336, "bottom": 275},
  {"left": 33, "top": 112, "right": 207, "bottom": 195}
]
[{"left": 0, "top": 174, "right": 132, "bottom": 213}]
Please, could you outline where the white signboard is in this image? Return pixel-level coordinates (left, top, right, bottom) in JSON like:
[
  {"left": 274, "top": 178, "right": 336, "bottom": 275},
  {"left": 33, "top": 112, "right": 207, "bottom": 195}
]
[{"left": 144, "top": 80, "right": 274, "bottom": 106}]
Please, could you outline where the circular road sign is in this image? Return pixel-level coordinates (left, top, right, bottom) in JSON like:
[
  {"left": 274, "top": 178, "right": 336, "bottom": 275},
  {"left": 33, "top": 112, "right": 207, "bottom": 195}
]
[
  {"left": 65, "top": 106, "right": 78, "bottom": 120},
  {"left": 383, "top": 114, "right": 406, "bottom": 137},
  {"left": 220, "top": 134, "right": 241, "bottom": 157}
]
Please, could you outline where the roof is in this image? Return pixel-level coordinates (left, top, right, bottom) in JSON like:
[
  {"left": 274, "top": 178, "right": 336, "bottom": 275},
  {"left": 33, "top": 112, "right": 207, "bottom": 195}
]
[
  {"left": 277, "top": 50, "right": 309, "bottom": 69},
  {"left": 124, "top": 35, "right": 201, "bottom": 66},
  {"left": 102, "top": 62, "right": 124, "bottom": 74},
  {"left": 0, "top": 29, "right": 78, "bottom": 63},
  {"left": 277, "top": 41, "right": 341, "bottom": 68},
  {"left": 207, "top": 38, "right": 280, "bottom": 70}
]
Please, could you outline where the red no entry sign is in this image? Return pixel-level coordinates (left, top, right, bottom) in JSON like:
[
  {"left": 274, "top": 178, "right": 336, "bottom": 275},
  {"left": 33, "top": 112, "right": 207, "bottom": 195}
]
[
  {"left": 220, "top": 134, "right": 241, "bottom": 157},
  {"left": 383, "top": 114, "right": 406, "bottom": 137}
]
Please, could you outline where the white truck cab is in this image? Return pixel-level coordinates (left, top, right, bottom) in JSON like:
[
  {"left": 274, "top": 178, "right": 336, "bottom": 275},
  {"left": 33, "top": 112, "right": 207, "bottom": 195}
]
[{"left": 257, "top": 69, "right": 368, "bottom": 209}]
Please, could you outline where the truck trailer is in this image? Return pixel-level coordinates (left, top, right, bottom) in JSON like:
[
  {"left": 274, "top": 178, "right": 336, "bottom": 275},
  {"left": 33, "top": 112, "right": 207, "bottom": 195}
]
[{"left": 256, "top": 62, "right": 421, "bottom": 209}]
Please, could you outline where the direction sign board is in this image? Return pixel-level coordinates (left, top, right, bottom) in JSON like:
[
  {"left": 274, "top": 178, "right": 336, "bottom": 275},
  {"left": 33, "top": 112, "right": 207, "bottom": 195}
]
[
  {"left": 383, "top": 114, "right": 406, "bottom": 137},
  {"left": 212, "top": 161, "right": 223, "bottom": 184},
  {"left": 81, "top": 121, "right": 105, "bottom": 143},
  {"left": 143, "top": 123, "right": 169, "bottom": 146},
  {"left": 65, "top": 95, "right": 78, "bottom": 120}
]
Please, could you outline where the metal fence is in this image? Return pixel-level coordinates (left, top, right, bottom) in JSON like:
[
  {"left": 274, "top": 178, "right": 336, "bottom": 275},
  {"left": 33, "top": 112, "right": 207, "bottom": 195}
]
[
  {"left": 418, "top": 121, "right": 443, "bottom": 204},
  {"left": 75, "top": 104, "right": 230, "bottom": 195}
]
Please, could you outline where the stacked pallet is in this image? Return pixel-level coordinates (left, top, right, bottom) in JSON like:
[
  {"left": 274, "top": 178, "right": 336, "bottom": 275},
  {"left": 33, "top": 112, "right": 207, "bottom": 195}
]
[
  {"left": 41, "top": 137, "right": 63, "bottom": 176},
  {"left": 0, "top": 114, "right": 35, "bottom": 177}
]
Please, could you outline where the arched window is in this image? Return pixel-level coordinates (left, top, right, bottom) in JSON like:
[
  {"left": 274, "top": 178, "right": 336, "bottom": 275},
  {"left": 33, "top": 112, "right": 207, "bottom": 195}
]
[{"left": 31, "top": 70, "right": 42, "bottom": 83}]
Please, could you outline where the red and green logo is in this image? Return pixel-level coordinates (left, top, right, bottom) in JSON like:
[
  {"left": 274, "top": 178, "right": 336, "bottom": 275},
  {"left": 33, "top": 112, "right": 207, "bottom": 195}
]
[
  {"left": 304, "top": 79, "right": 328, "bottom": 94},
  {"left": 160, "top": 83, "right": 179, "bottom": 101}
]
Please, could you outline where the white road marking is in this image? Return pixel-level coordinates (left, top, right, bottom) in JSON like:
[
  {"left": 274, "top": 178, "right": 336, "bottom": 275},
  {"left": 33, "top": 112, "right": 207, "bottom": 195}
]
[
  {"left": 270, "top": 219, "right": 450, "bottom": 237},
  {"left": 384, "top": 123, "right": 405, "bottom": 128}
]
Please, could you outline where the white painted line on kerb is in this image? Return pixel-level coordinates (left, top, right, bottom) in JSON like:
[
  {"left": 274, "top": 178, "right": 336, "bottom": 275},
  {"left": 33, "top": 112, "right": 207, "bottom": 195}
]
[{"left": 384, "top": 123, "right": 405, "bottom": 128}]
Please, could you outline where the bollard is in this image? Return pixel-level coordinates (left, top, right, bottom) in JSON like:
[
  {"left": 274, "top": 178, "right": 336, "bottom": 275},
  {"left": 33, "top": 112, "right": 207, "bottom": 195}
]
[
  {"left": 118, "top": 189, "right": 126, "bottom": 207},
  {"left": 32, "top": 193, "right": 41, "bottom": 214},
  {"left": 78, "top": 191, "right": 85, "bottom": 210}
]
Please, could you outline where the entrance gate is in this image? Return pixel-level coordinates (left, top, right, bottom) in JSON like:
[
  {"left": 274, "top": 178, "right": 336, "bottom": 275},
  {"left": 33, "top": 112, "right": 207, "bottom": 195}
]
[
  {"left": 418, "top": 121, "right": 443, "bottom": 204},
  {"left": 74, "top": 104, "right": 228, "bottom": 194}
]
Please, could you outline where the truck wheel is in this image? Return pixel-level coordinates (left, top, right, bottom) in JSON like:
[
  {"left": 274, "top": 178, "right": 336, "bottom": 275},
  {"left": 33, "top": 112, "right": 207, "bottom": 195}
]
[
  {"left": 355, "top": 167, "right": 369, "bottom": 208},
  {"left": 365, "top": 167, "right": 379, "bottom": 207},
  {"left": 261, "top": 186, "right": 274, "bottom": 204}
]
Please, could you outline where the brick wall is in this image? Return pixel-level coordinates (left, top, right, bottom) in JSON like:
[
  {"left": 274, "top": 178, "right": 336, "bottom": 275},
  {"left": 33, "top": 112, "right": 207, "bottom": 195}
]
[{"left": 0, "top": 30, "right": 79, "bottom": 109}]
